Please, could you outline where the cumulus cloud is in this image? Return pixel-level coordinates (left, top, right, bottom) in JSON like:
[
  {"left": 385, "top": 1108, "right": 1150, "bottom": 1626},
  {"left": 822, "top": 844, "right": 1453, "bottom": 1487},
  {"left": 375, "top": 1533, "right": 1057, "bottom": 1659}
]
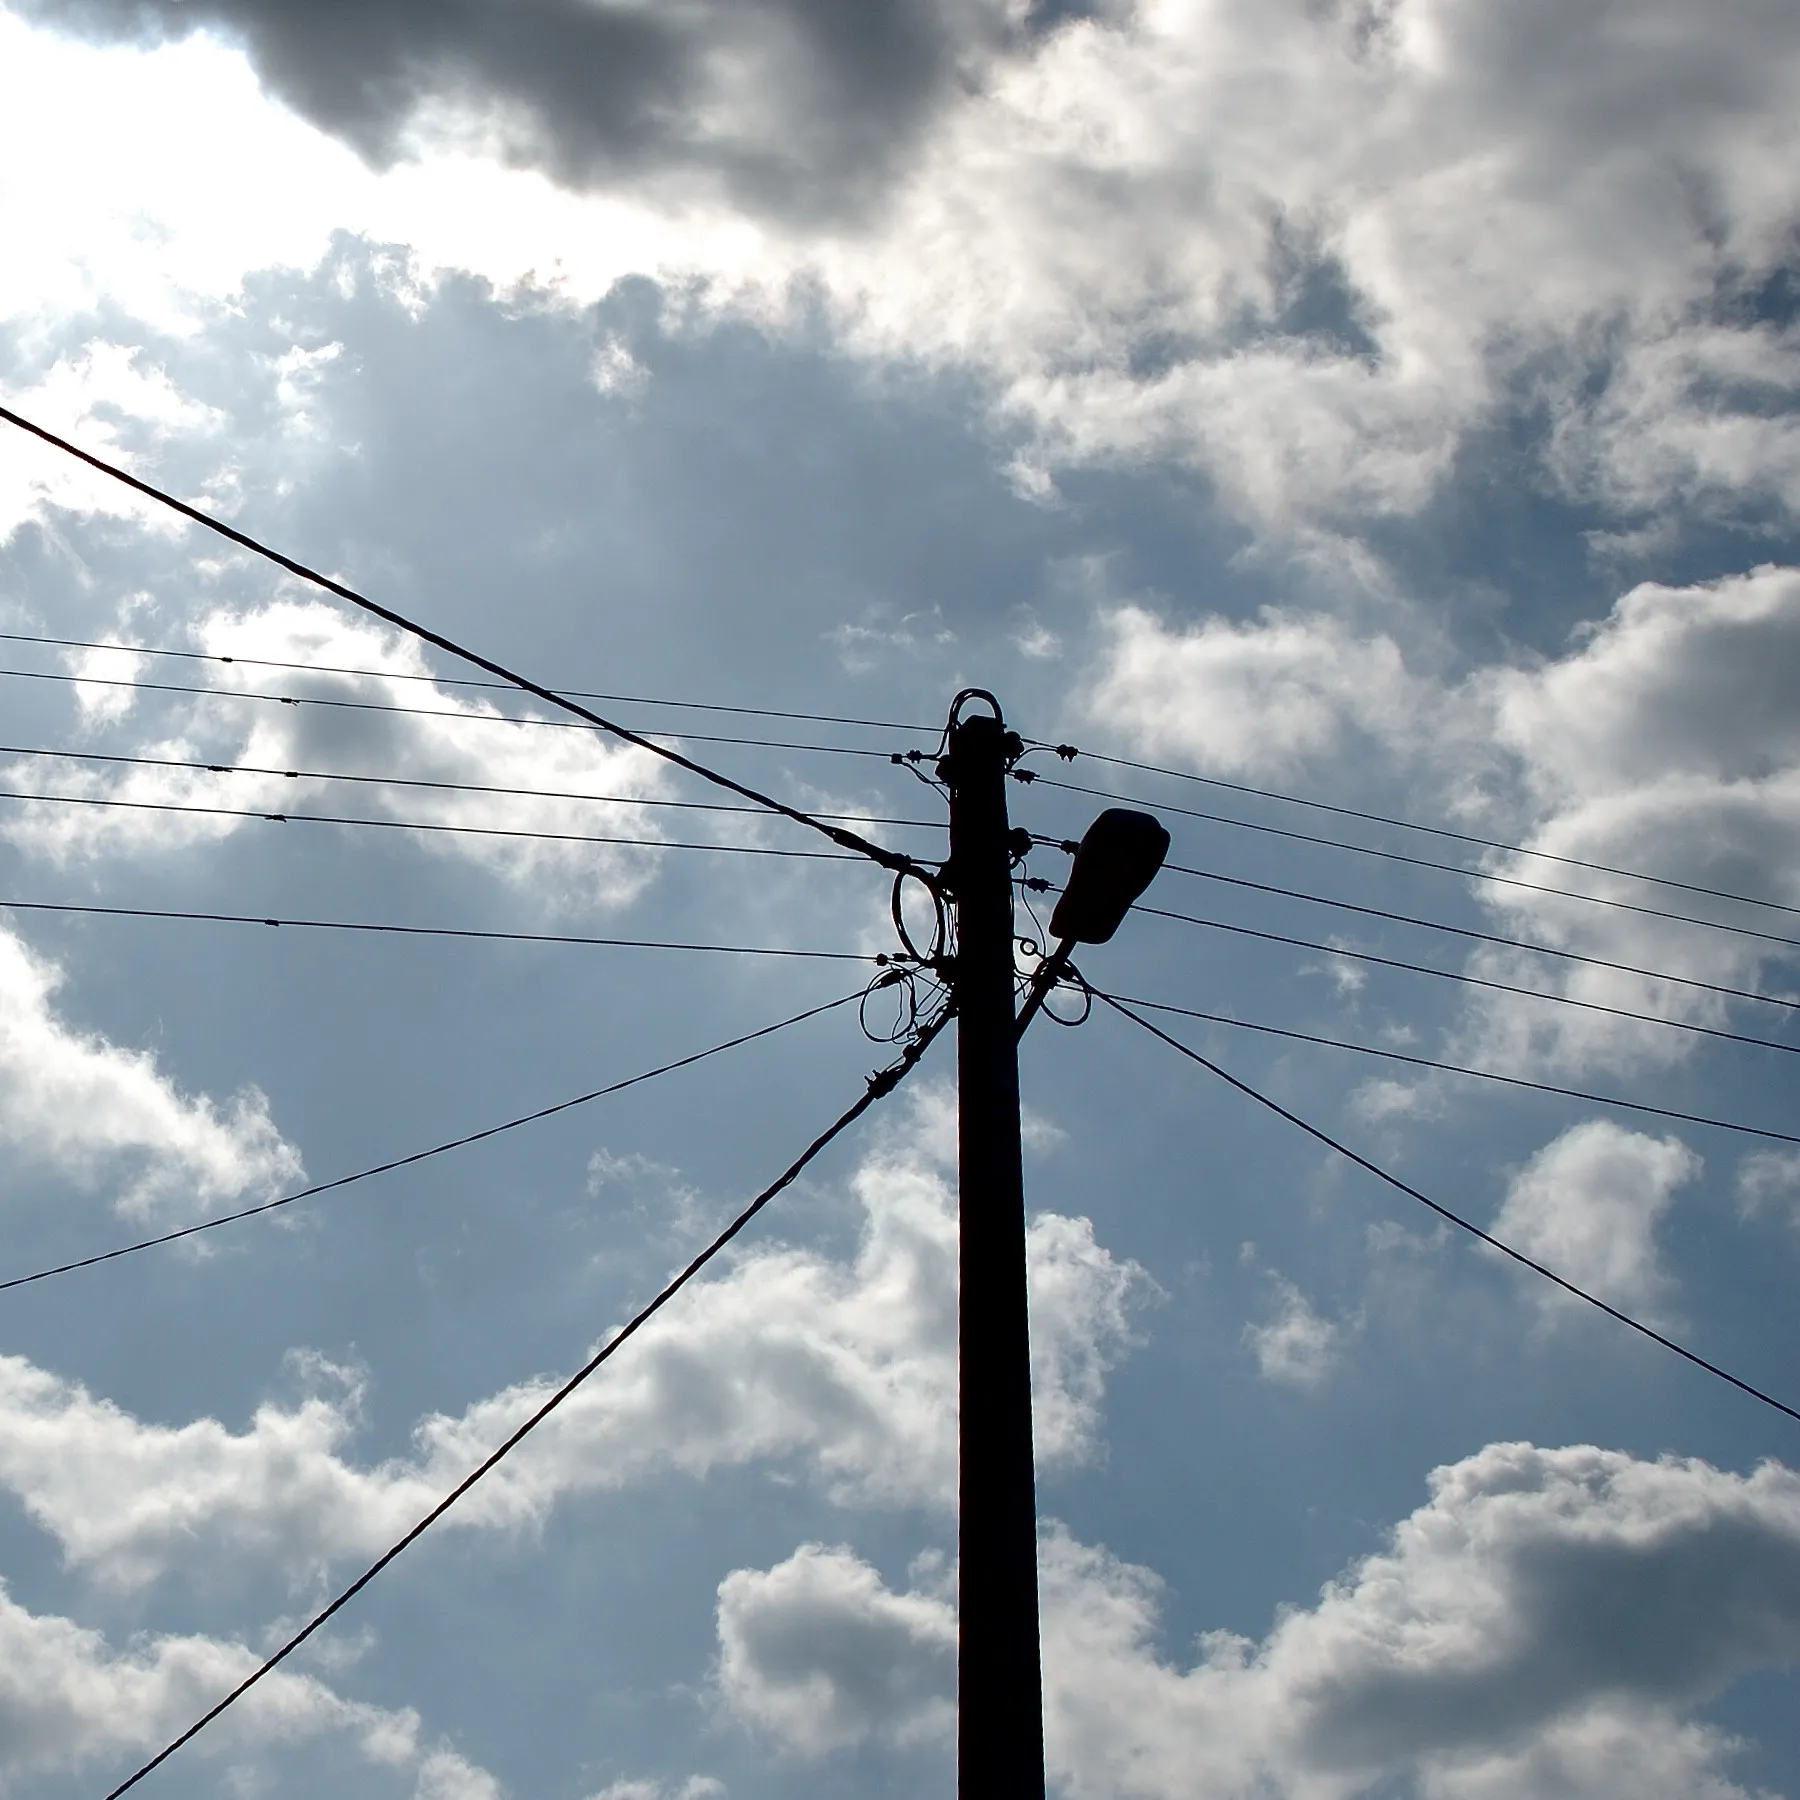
[
  {"left": 1082, "top": 565, "right": 1800, "bottom": 1079},
  {"left": 715, "top": 1444, "right": 1800, "bottom": 1799},
  {"left": 17, "top": 0, "right": 1054, "bottom": 224},
  {"left": 0, "top": 919, "right": 301, "bottom": 1219},
  {"left": 0, "top": 1093, "right": 1143, "bottom": 1590},
  {"left": 1491, "top": 1122, "right": 1699, "bottom": 1320},
  {"left": 0, "top": 596, "right": 678, "bottom": 915},
  {"left": 1738, "top": 1149, "right": 1800, "bottom": 1229},
  {"left": 1242, "top": 1274, "right": 1350, "bottom": 1387},
  {"left": 1082, "top": 604, "right": 1424, "bottom": 779},
  {"left": 7, "top": 0, "right": 1799, "bottom": 537},
  {"left": 716, "top": 1543, "right": 955, "bottom": 1755},
  {"left": 588, "top": 1781, "right": 722, "bottom": 1800},
  {"left": 1464, "top": 565, "right": 1800, "bottom": 1075},
  {"left": 0, "top": 1575, "right": 499, "bottom": 1796}
]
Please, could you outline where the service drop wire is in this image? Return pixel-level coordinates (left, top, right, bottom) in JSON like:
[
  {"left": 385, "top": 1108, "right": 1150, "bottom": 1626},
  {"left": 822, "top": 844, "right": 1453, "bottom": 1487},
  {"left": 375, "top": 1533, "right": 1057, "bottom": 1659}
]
[
  {"left": 0, "top": 404, "right": 916, "bottom": 876},
  {"left": 100, "top": 1002, "right": 952, "bottom": 1800},
  {"left": 0, "top": 991, "right": 864, "bottom": 1295},
  {"left": 1095, "top": 989, "right": 1800, "bottom": 1429}
]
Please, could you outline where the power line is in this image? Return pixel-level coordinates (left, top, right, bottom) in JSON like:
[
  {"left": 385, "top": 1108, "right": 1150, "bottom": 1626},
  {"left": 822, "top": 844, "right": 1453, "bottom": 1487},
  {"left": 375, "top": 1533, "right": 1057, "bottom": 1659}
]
[
  {"left": 1145, "top": 868, "right": 1800, "bottom": 1014},
  {"left": 0, "top": 663, "right": 912, "bottom": 761},
  {"left": 0, "top": 625, "right": 932, "bottom": 734},
  {"left": 1095, "top": 989, "right": 1800, "bottom": 1428},
  {"left": 1110, "top": 992, "right": 1800, "bottom": 1147},
  {"left": 0, "top": 786, "right": 879, "bottom": 866},
  {"left": 0, "top": 897, "right": 876, "bottom": 961},
  {"left": 0, "top": 402, "right": 917, "bottom": 874},
  {"left": 1024, "top": 767, "right": 1800, "bottom": 922},
  {"left": 0, "top": 743, "right": 943, "bottom": 833},
  {"left": 1038, "top": 799, "right": 1800, "bottom": 953},
  {"left": 1128, "top": 901, "right": 1800, "bottom": 1057},
  {"left": 0, "top": 992, "right": 863, "bottom": 1294},
  {"left": 100, "top": 1003, "right": 952, "bottom": 1799}
]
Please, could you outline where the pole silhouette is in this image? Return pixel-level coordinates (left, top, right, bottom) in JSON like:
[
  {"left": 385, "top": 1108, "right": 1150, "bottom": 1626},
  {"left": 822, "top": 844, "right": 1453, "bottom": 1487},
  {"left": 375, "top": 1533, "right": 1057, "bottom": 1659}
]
[{"left": 944, "top": 699, "right": 1046, "bottom": 1799}]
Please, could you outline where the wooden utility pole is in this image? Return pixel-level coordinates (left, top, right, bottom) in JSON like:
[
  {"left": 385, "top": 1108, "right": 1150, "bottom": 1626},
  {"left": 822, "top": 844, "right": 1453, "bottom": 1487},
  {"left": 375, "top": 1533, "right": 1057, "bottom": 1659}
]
[{"left": 942, "top": 698, "right": 1046, "bottom": 1800}]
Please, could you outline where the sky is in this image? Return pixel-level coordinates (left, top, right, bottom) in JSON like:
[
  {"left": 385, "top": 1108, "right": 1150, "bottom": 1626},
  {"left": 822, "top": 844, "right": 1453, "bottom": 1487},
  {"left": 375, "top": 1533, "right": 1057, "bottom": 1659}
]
[{"left": 0, "top": 1, "right": 1798, "bottom": 1796}]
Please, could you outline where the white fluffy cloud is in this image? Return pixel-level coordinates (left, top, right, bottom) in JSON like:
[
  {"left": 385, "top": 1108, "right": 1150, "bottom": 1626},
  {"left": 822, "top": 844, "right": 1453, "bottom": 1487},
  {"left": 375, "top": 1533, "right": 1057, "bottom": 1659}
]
[
  {"left": 1492, "top": 1121, "right": 1699, "bottom": 1320},
  {"left": 6, "top": 0, "right": 1800, "bottom": 537},
  {"left": 0, "top": 1575, "right": 500, "bottom": 1797},
  {"left": 716, "top": 1543, "right": 955, "bottom": 1756},
  {"left": 1242, "top": 1274, "right": 1350, "bottom": 1387},
  {"left": 1079, "top": 565, "right": 1800, "bottom": 1077},
  {"left": 1464, "top": 565, "right": 1800, "bottom": 1075},
  {"left": 715, "top": 1442, "right": 1800, "bottom": 1800},
  {"left": 1083, "top": 604, "right": 1424, "bottom": 779},
  {"left": 0, "top": 596, "right": 679, "bottom": 914},
  {"left": 1739, "top": 1149, "right": 1800, "bottom": 1230},
  {"left": 0, "top": 919, "right": 301, "bottom": 1219},
  {"left": 0, "top": 1094, "right": 1143, "bottom": 1590}
]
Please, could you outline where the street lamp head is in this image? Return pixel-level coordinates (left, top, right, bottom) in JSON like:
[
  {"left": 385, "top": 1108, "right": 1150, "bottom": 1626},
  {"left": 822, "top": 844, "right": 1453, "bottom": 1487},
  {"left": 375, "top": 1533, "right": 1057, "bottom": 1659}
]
[{"left": 1049, "top": 807, "right": 1171, "bottom": 945}]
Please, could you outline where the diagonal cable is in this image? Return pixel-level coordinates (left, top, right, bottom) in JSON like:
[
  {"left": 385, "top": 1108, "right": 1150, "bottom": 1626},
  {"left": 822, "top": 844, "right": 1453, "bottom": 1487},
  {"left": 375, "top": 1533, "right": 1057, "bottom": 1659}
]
[
  {"left": 100, "top": 1001, "right": 952, "bottom": 1799},
  {"left": 0, "top": 404, "right": 915, "bottom": 872},
  {"left": 1, "top": 991, "right": 862, "bottom": 1295},
  {"left": 1025, "top": 764, "right": 1800, "bottom": 921},
  {"left": 1094, "top": 987, "right": 1800, "bottom": 1428},
  {"left": 0, "top": 897, "right": 875, "bottom": 959},
  {"left": 1110, "top": 992, "right": 1800, "bottom": 1147},
  {"left": 1144, "top": 873, "right": 1800, "bottom": 1013}
]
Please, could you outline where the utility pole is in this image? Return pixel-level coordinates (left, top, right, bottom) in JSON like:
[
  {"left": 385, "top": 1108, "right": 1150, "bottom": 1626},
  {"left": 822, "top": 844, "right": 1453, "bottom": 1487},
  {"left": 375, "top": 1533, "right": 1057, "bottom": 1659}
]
[{"left": 942, "top": 696, "right": 1046, "bottom": 1800}]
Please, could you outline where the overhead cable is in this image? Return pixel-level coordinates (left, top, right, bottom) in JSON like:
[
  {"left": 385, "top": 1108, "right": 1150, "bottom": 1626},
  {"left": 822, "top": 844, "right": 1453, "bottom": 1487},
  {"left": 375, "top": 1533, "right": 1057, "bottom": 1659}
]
[
  {"left": 99, "top": 1002, "right": 953, "bottom": 1799},
  {"left": 0, "top": 663, "right": 911, "bottom": 761},
  {"left": 1026, "top": 765, "right": 1800, "bottom": 922},
  {"left": 1039, "top": 802, "right": 1800, "bottom": 953},
  {"left": 0, "top": 742, "right": 942, "bottom": 833},
  {"left": 0, "top": 626, "right": 931, "bottom": 734},
  {"left": 0, "top": 991, "right": 863, "bottom": 1294},
  {"left": 1095, "top": 988, "right": 1800, "bottom": 1428},
  {"left": 1112, "top": 992, "right": 1800, "bottom": 1147},
  {"left": 1148, "top": 868, "right": 1800, "bottom": 1014},
  {"left": 0, "top": 897, "right": 875, "bottom": 961},
  {"left": 0, "top": 403, "right": 918, "bottom": 874},
  {"left": 1133, "top": 902, "right": 1800, "bottom": 1057},
  {"left": 0, "top": 787, "right": 875, "bottom": 865}
]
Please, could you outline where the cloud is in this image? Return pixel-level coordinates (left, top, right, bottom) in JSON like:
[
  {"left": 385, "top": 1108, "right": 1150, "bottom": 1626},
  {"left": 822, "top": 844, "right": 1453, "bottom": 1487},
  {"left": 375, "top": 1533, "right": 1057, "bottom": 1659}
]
[
  {"left": 8, "top": 0, "right": 1799, "bottom": 540},
  {"left": 715, "top": 1543, "right": 955, "bottom": 1756},
  {"left": 1491, "top": 1122, "right": 1699, "bottom": 1320},
  {"left": 588, "top": 1781, "right": 723, "bottom": 1800},
  {"left": 0, "top": 920, "right": 302, "bottom": 1220},
  {"left": 1738, "top": 1149, "right": 1800, "bottom": 1229},
  {"left": 0, "top": 1093, "right": 1144, "bottom": 1590},
  {"left": 0, "top": 596, "right": 677, "bottom": 916},
  {"left": 17, "top": 0, "right": 1048, "bottom": 225},
  {"left": 1242, "top": 1274, "right": 1350, "bottom": 1387},
  {"left": 1082, "top": 603, "right": 1424, "bottom": 780},
  {"left": 0, "top": 1575, "right": 500, "bottom": 1796},
  {"left": 715, "top": 1443, "right": 1800, "bottom": 1799},
  {"left": 1463, "top": 565, "right": 1800, "bottom": 1075}
]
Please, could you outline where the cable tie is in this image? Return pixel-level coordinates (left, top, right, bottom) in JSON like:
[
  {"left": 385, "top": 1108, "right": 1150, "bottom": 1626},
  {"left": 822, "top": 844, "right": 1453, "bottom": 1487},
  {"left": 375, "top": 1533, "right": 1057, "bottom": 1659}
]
[
  {"left": 264, "top": 813, "right": 286, "bottom": 823},
  {"left": 262, "top": 918, "right": 278, "bottom": 927}
]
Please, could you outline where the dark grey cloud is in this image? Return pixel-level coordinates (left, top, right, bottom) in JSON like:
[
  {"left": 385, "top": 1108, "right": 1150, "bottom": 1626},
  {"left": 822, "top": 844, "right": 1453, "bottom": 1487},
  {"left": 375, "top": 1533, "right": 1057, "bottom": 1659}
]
[{"left": 18, "top": 0, "right": 1071, "bottom": 220}]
